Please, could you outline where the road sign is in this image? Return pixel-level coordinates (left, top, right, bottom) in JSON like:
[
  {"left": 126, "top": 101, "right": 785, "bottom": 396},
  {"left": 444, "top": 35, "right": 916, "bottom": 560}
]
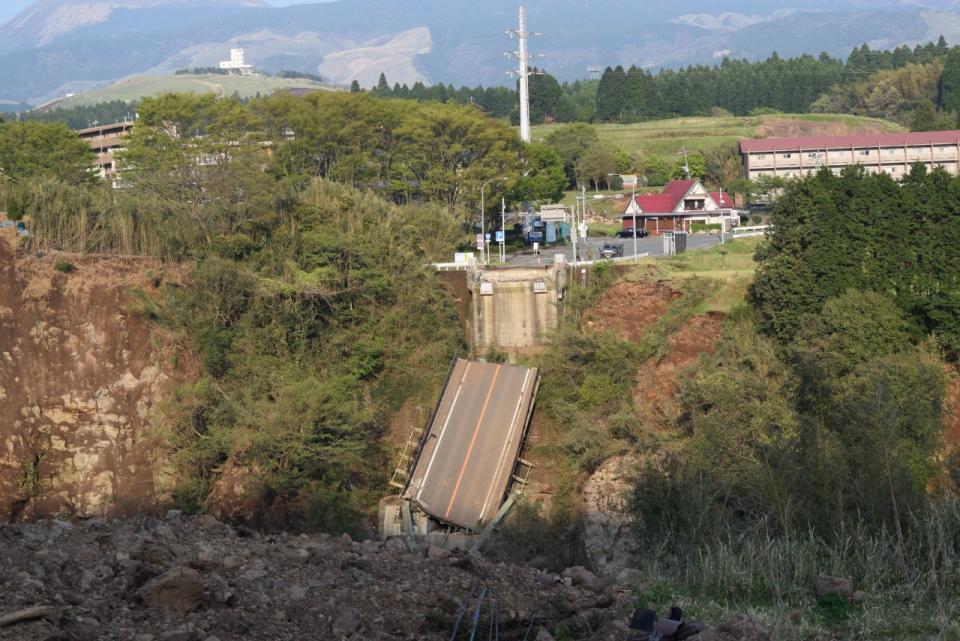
[
  {"left": 495, "top": 230, "right": 504, "bottom": 242},
  {"left": 532, "top": 241, "right": 539, "bottom": 254},
  {"left": 579, "top": 222, "right": 588, "bottom": 240},
  {"left": 476, "top": 233, "right": 483, "bottom": 250},
  {"left": 485, "top": 233, "right": 491, "bottom": 241}
]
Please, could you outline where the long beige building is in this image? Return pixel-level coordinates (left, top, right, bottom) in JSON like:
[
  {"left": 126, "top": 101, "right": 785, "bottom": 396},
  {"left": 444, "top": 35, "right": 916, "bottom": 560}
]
[{"left": 740, "top": 131, "right": 960, "bottom": 180}]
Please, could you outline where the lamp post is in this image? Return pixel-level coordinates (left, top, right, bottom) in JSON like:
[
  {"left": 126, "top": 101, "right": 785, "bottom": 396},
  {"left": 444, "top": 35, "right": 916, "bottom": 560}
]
[{"left": 480, "top": 177, "right": 507, "bottom": 264}]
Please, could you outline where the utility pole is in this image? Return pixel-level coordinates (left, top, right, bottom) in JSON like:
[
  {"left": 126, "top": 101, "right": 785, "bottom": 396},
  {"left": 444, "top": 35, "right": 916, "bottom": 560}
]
[
  {"left": 570, "top": 192, "right": 578, "bottom": 266},
  {"left": 500, "top": 198, "right": 506, "bottom": 263},
  {"left": 719, "top": 186, "right": 725, "bottom": 245},
  {"left": 506, "top": 5, "right": 539, "bottom": 143}
]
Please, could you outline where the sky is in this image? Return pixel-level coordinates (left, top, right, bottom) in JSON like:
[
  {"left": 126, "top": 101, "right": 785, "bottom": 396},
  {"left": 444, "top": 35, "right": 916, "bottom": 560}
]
[{"left": 0, "top": 0, "right": 327, "bottom": 28}]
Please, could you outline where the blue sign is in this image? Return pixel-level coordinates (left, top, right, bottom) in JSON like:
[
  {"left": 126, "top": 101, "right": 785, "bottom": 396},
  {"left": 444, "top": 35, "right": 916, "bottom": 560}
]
[
  {"left": 485, "top": 233, "right": 491, "bottom": 241},
  {"left": 528, "top": 231, "right": 544, "bottom": 243},
  {"left": 495, "top": 230, "right": 505, "bottom": 242}
]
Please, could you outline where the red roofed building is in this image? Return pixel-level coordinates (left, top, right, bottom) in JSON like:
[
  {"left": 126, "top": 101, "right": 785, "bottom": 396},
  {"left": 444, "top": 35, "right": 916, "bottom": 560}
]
[
  {"left": 622, "top": 179, "right": 738, "bottom": 236},
  {"left": 740, "top": 130, "right": 960, "bottom": 180}
]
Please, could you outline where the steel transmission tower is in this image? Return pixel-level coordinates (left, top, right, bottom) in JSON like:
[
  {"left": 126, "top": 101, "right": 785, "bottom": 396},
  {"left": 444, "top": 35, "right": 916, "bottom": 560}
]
[{"left": 506, "top": 5, "right": 540, "bottom": 143}]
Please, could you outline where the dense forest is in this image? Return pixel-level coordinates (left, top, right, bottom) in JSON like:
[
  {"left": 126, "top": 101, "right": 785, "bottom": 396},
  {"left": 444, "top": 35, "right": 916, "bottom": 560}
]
[{"left": 365, "top": 37, "right": 960, "bottom": 128}]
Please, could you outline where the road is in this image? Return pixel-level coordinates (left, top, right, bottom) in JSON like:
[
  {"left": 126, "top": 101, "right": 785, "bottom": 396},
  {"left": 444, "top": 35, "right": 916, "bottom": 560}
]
[
  {"left": 505, "top": 233, "right": 722, "bottom": 266},
  {"left": 405, "top": 358, "right": 538, "bottom": 531}
]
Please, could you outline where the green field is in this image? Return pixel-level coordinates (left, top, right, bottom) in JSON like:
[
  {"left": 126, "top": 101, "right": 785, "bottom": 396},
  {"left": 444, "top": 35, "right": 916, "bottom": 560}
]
[
  {"left": 531, "top": 113, "right": 905, "bottom": 160},
  {"left": 43, "top": 74, "right": 335, "bottom": 109}
]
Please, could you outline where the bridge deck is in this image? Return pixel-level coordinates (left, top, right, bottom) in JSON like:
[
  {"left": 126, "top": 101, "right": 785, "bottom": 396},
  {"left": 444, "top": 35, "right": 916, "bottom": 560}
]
[{"left": 404, "top": 358, "right": 538, "bottom": 531}]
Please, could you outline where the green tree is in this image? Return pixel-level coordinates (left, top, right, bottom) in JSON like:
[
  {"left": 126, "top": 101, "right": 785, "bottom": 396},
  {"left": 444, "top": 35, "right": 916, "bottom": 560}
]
[
  {"left": 671, "top": 152, "right": 705, "bottom": 179},
  {"left": 350, "top": 80, "right": 361, "bottom": 93},
  {"left": 544, "top": 123, "right": 599, "bottom": 188},
  {"left": 373, "top": 72, "right": 390, "bottom": 96},
  {"left": 640, "top": 156, "right": 670, "bottom": 186},
  {"left": 579, "top": 143, "right": 617, "bottom": 191},
  {"left": 938, "top": 47, "right": 960, "bottom": 113},
  {"left": 0, "top": 121, "right": 94, "bottom": 185},
  {"left": 513, "top": 143, "right": 567, "bottom": 203}
]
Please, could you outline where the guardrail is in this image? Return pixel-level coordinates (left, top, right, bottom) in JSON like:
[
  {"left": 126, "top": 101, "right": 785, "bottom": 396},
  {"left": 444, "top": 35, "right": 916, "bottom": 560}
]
[
  {"left": 430, "top": 262, "right": 475, "bottom": 271},
  {"left": 571, "top": 252, "right": 649, "bottom": 267},
  {"left": 728, "top": 225, "right": 772, "bottom": 239}
]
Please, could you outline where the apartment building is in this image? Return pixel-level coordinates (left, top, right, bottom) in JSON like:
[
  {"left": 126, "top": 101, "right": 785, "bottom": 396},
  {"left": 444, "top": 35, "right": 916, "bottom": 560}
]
[
  {"left": 740, "top": 131, "right": 960, "bottom": 180},
  {"left": 77, "top": 120, "right": 135, "bottom": 180}
]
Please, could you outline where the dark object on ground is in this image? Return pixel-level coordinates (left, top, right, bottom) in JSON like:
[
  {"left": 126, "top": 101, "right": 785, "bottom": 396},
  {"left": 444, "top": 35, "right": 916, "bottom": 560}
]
[
  {"left": 629, "top": 606, "right": 705, "bottom": 641},
  {"left": 630, "top": 608, "right": 656, "bottom": 631},
  {"left": 616, "top": 228, "right": 649, "bottom": 238},
  {"left": 601, "top": 242, "right": 624, "bottom": 258}
]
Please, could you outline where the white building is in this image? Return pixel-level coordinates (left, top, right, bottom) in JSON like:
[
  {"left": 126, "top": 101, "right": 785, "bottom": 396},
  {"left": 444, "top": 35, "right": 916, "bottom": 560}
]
[{"left": 219, "top": 48, "right": 255, "bottom": 75}]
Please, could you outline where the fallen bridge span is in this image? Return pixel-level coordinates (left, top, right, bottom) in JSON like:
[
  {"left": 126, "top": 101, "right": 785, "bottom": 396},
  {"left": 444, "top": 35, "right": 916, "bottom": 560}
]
[{"left": 401, "top": 358, "right": 539, "bottom": 531}]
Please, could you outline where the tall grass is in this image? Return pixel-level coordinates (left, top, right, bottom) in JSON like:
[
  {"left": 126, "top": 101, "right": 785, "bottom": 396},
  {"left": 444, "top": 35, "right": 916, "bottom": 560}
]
[{"left": 635, "top": 500, "right": 960, "bottom": 640}]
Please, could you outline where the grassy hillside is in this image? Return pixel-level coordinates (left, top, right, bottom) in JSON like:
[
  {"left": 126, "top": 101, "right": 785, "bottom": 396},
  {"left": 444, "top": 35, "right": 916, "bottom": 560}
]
[
  {"left": 531, "top": 113, "right": 906, "bottom": 160},
  {"left": 41, "top": 74, "right": 335, "bottom": 110}
]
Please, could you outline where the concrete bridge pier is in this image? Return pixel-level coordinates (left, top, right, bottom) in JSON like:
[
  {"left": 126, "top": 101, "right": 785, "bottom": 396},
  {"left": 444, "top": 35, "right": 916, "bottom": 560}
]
[{"left": 468, "top": 261, "right": 567, "bottom": 354}]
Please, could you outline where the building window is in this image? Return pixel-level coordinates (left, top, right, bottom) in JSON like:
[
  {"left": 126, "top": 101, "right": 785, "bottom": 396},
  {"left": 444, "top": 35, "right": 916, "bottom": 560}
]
[
  {"left": 781, "top": 153, "right": 793, "bottom": 159},
  {"left": 859, "top": 150, "right": 871, "bottom": 156},
  {"left": 807, "top": 152, "right": 819, "bottom": 159}
]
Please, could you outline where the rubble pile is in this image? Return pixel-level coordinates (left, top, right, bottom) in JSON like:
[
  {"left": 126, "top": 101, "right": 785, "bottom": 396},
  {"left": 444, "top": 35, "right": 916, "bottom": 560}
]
[{"left": 0, "top": 514, "right": 623, "bottom": 641}]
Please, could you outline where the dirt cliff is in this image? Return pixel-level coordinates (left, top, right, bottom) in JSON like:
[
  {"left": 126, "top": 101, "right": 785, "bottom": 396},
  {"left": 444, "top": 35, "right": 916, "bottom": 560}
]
[{"left": 0, "top": 228, "right": 189, "bottom": 522}]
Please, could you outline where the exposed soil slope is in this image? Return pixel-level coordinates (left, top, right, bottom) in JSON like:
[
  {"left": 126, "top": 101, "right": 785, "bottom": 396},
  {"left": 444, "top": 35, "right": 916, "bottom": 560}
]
[
  {"left": 585, "top": 274, "right": 679, "bottom": 343},
  {"left": 0, "top": 229, "right": 189, "bottom": 522},
  {"left": 634, "top": 313, "right": 724, "bottom": 430}
]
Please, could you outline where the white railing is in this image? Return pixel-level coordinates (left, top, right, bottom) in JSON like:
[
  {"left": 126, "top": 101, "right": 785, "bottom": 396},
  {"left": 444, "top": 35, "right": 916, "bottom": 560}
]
[{"left": 728, "top": 225, "right": 772, "bottom": 238}]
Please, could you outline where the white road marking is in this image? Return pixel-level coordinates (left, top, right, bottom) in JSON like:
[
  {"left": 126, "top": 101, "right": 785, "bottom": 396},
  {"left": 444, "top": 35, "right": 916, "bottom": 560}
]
[
  {"left": 417, "top": 362, "right": 470, "bottom": 502},
  {"left": 479, "top": 368, "right": 532, "bottom": 522}
]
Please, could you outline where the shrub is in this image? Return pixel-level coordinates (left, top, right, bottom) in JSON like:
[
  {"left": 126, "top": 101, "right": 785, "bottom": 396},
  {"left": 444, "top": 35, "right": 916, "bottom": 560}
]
[
  {"left": 691, "top": 223, "right": 721, "bottom": 233},
  {"left": 53, "top": 262, "right": 76, "bottom": 273}
]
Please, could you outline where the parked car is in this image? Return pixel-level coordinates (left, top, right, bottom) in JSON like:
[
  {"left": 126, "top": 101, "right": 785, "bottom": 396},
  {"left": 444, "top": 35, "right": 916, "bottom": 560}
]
[
  {"left": 613, "top": 193, "right": 625, "bottom": 199},
  {"left": 592, "top": 194, "right": 605, "bottom": 199},
  {"left": 601, "top": 242, "right": 624, "bottom": 259},
  {"left": 615, "top": 227, "right": 648, "bottom": 238}
]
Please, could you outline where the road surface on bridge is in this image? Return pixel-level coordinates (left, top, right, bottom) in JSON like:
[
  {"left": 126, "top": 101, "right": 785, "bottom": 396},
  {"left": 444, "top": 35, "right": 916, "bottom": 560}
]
[{"left": 405, "top": 358, "right": 538, "bottom": 531}]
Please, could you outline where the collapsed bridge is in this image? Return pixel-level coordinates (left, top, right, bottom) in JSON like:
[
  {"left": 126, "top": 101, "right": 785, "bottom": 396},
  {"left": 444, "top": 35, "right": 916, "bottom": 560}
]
[{"left": 385, "top": 358, "right": 540, "bottom": 539}]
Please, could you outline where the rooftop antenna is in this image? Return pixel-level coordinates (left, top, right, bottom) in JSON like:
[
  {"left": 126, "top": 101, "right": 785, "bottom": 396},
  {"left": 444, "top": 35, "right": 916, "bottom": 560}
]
[{"left": 681, "top": 147, "right": 691, "bottom": 179}]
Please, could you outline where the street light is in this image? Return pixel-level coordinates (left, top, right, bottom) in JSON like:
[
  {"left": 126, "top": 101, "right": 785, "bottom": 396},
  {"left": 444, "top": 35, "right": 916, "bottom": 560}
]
[
  {"left": 609, "top": 173, "right": 638, "bottom": 261},
  {"left": 480, "top": 177, "right": 507, "bottom": 264}
]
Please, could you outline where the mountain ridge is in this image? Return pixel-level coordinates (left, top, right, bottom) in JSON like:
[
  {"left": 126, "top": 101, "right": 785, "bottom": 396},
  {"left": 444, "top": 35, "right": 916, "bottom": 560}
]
[{"left": 3, "top": 0, "right": 960, "bottom": 107}]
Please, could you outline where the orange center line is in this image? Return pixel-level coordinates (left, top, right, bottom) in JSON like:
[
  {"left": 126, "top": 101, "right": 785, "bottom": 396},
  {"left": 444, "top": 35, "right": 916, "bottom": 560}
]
[{"left": 444, "top": 364, "right": 501, "bottom": 520}]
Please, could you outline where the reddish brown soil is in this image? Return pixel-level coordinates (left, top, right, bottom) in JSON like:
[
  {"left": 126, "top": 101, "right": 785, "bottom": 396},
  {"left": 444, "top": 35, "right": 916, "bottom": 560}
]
[
  {"left": 0, "top": 230, "right": 194, "bottom": 522},
  {"left": 585, "top": 275, "right": 680, "bottom": 342},
  {"left": 634, "top": 313, "right": 724, "bottom": 430},
  {"left": 944, "top": 375, "right": 960, "bottom": 447}
]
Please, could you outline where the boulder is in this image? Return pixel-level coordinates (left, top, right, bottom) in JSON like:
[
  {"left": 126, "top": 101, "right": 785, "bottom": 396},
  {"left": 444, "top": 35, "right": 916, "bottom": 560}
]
[
  {"left": 815, "top": 575, "right": 855, "bottom": 601},
  {"left": 138, "top": 568, "right": 205, "bottom": 613},
  {"left": 383, "top": 536, "right": 408, "bottom": 553},
  {"left": 331, "top": 607, "right": 360, "bottom": 637},
  {"left": 535, "top": 628, "right": 556, "bottom": 641},
  {"left": 561, "top": 565, "right": 597, "bottom": 589}
]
